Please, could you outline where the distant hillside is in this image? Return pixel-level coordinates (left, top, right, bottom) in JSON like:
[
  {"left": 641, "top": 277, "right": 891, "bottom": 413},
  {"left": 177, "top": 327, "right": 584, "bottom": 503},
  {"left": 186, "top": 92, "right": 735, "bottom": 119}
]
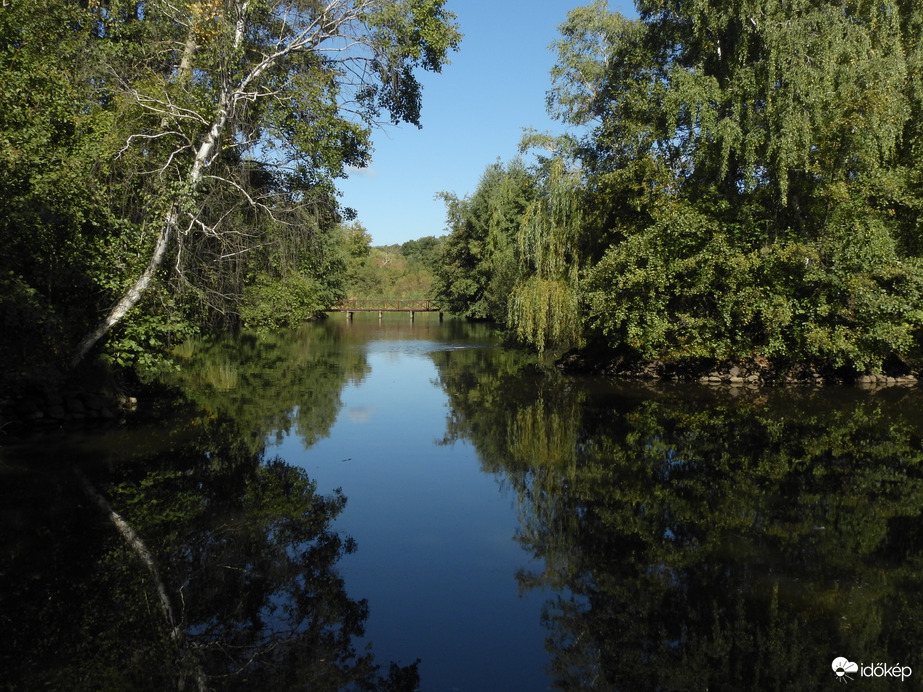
[{"left": 342, "top": 223, "right": 446, "bottom": 299}]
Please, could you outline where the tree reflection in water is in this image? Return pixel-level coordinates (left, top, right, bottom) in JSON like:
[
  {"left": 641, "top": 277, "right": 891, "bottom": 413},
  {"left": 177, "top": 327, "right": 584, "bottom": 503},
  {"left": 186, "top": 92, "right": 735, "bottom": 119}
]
[
  {"left": 9, "top": 322, "right": 923, "bottom": 690},
  {"left": 1, "top": 325, "right": 416, "bottom": 691},
  {"left": 434, "top": 345, "right": 923, "bottom": 691},
  {"left": 3, "top": 442, "right": 419, "bottom": 691}
]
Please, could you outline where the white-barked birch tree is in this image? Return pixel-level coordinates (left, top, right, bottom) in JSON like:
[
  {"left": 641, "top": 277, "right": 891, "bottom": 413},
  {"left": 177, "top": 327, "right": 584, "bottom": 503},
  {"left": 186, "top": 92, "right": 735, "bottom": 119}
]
[{"left": 71, "top": 0, "right": 460, "bottom": 366}]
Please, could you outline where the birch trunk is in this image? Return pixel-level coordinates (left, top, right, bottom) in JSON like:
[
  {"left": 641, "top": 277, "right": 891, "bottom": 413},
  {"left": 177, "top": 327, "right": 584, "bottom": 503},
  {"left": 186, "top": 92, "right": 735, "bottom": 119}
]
[
  {"left": 69, "top": 11, "right": 242, "bottom": 369},
  {"left": 67, "top": 0, "right": 451, "bottom": 367},
  {"left": 69, "top": 207, "right": 177, "bottom": 369},
  {"left": 74, "top": 467, "right": 182, "bottom": 640}
]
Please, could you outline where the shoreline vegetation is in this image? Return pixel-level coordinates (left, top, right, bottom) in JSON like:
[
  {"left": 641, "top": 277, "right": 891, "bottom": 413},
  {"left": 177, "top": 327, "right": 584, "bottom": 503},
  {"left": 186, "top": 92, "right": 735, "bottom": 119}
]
[
  {"left": 556, "top": 349, "right": 920, "bottom": 389},
  {"left": 429, "top": 2, "right": 923, "bottom": 383},
  {"left": 4, "top": 339, "right": 920, "bottom": 438},
  {"left": 0, "top": 0, "right": 460, "bottom": 402},
  {"left": 5, "top": 1, "right": 923, "bottom": 417}
]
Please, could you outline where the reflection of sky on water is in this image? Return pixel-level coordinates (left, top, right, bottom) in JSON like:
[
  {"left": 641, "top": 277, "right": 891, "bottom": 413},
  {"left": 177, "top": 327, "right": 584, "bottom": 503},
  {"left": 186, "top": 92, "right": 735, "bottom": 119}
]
[{"left": 268, "top": 335, "right": 549, "bottom": 692}]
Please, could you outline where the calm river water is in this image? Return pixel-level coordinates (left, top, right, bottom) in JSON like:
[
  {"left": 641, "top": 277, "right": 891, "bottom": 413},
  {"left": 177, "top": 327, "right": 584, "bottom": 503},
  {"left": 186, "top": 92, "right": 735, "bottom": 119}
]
[{"left": 4, "top": 314, "right": 923, "bottom": 691}]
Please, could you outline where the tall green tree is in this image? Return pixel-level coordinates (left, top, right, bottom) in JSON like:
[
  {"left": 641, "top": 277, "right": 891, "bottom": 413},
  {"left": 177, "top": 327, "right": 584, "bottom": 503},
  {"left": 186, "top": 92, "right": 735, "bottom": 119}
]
[
  {"left": 507, "top": 157, "right": 584, "bottom": 353},
  {"left": 432, "top": 158, "right": 537, "bottom": 320},
  {"left": 549, "top": 0, "right": 923, "bottom": 371},
  {"left": 0, "top": 0, "right": 116, "bottom": 381},
  {"left": 69, "top": 0, "right": 461, "bottom": 366}
]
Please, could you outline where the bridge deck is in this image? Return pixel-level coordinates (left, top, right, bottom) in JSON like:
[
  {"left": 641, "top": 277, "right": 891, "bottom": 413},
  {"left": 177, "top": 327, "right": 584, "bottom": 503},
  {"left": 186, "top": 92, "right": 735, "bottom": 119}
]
[{"left": 332, "top": 299, "right": 440, "bottom": 312}]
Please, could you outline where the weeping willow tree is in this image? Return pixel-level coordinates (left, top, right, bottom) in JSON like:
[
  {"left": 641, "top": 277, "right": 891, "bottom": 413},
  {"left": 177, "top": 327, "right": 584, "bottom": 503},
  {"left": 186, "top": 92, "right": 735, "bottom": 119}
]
[
  {"left": 508, "top": 158, "right": 584, "bottom": 353},
  {"left": 431, "top": 159, "right": 538, "bottom": 321},
  {"left": 546, "top": 0, "right": 923, "bottom": 370}
]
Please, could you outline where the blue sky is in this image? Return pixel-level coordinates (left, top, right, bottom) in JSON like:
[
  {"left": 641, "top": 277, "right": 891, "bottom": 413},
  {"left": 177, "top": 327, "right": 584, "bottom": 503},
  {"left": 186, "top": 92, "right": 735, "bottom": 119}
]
[{"left": 337, "top": 0, "right": 637, "bottom": 247}]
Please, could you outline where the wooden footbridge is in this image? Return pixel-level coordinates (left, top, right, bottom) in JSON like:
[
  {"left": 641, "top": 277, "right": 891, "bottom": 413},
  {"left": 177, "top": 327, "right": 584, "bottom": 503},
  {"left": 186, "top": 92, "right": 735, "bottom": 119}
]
[{"left": 331, "top": 298, "right": 444, "bottom": 321}]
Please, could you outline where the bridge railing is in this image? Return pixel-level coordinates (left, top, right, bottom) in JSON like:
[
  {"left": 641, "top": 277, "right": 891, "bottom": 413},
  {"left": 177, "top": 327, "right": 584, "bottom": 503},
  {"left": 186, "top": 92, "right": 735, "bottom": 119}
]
[{"left": 332, "top": 298, "right": 440, "bottom": 312}]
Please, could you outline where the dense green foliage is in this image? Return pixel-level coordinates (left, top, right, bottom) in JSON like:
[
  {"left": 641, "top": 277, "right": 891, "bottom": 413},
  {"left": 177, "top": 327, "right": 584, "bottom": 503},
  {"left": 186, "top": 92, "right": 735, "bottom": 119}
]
[
  {"left": 9, "top": 0, "right": 923, "bottom": 384},
  {"left": 571, "top": 0, "right": 923, "bottom": 371},
  {"left": 431, "top": 159, "right": 538, "bottom": 320},
  {"left": 342, "top": 224, "right": 445, "bottom": 299},
  {"left": 0, "top": 0, "right": 459, "bottom": 386},
  {"left": 0, "top": 0, "right": 116, "bottom": 374},
  {"left": 434, "top": 0, "right": 923, "bottom": 374}
]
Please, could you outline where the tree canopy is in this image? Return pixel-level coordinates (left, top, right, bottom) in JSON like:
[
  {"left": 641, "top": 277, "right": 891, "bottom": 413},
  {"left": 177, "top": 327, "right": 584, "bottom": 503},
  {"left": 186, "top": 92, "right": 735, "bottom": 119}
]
[
  {"left": 434, "top": 0, "right": 923, "bottom": 375},
  {"left": 0, "top": 0, "right": 460, "bottom": 385},
  {"left": 431, "top": 159, "right": 538, "bottom": 321}
]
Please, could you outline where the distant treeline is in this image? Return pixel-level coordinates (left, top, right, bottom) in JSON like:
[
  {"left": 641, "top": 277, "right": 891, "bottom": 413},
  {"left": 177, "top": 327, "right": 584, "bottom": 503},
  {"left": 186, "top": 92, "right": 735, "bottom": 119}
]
[{"left": 342, "top": 227, "right": 445, "bottom": 302}]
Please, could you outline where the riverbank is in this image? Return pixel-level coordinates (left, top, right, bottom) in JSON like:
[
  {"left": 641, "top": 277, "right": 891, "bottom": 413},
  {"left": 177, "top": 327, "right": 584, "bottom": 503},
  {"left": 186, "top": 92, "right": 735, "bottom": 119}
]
[
  {"left": 2, "top": 388, "right": 134, "bottom": 426},
  {"left": 556, "top": 347, "right": 919, "bottom": 389},
  {"left": 0, "top": 361, "right": 144, "bottom": 437}
]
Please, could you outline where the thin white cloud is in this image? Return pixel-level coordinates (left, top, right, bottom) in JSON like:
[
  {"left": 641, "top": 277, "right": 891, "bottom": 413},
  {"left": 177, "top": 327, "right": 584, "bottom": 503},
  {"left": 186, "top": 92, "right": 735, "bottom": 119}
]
[{"left": 346, "top": 405, "right": 375, "bottom": 423}]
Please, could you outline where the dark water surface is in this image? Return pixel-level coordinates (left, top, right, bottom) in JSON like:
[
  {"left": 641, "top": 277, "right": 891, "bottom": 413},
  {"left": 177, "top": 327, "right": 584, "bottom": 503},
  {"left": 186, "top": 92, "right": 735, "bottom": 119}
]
[{"left": 4, "top": 314, "right": 923, "bottom": 690}]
